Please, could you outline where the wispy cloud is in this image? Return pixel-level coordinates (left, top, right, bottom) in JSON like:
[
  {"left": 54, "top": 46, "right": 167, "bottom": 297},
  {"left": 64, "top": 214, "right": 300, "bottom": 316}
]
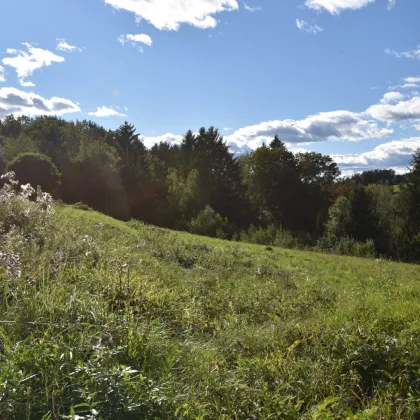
[
  {"left": 385, "top": 46, "right": 420, "bottom": 60},
  {"left": 244, "top": 3, "right": 261, "bottom": 12},
  {"left": 56, "top": 39, "right": 83, "bottom": 53},
  {"left": 118, "top": 34, "right": 152, "bottom": 52},
  {"left": 2, "top": 43, "right": 64, "bottom": 87},
  {"left": 387, "top": 0, "right": 396, "bottom": 10},
  {"left": 88, "top": 106, "right": 127, "bottom": 118},
  {"left": 0, "top": 66, "right": 5, "bottom": 83},
  {"left": 296, "top": 19, "right": 323, "bottom": 34}
]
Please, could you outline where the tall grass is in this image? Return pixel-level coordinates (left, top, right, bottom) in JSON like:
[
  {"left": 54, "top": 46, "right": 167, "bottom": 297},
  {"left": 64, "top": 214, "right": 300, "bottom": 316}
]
[{"left": 1, "top": 174, "right": 420, "bottom": 418}]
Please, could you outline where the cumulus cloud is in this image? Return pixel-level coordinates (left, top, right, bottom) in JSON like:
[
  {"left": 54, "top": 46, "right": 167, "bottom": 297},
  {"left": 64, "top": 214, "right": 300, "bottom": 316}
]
[
  {"left": 244, "top": 3, "right": 261, "bottom": 12},
  {"left": 56, "top": 40, "right": 83, "bottom": 53},
  {"left": 380, "top": 91, "right": 405, "bottom": 104},
  {"left": 296, "top": 19, "right": 323, "bottom": 34},
  {"left": 0, "top": 87, "right": 80, "bottom": 119},
  {"left": 2, "top": 43, "right": 65, "bottom": 87},
  {"left": 0, "top": 66, "right": 5, "bottom": 83},
  {"left": 136, "top": 88, "right": 420, "bottom": 157},
  {"left": 88, "top": 106, "right": 127, "bottom": 118},
  {"left": 104, "top": 0, "right": 239, "bottom": 30},
  {"left": 225, "top": 110, "right": 393, "bottom": 151},
  {"left": 332, "top": 138, "right": 420, "bottom": 174},
  {"left": 385, "top": 46, "right": 420, "bottom": 60},
  {"left": 140, "top": 133, "right": 183, "bottom": 148},
  {"left": 118, "top": 34, "right": 153, "bottom": 52},
  {"left": 366, "top": 95, "right": 420, "bottom": 123},
  {"left": 305, "top": 0, "right": 374, "bottom": 14}
]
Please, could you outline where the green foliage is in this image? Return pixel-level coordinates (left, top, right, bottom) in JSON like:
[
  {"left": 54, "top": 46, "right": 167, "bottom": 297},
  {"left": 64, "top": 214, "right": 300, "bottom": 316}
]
[
  {"left": 1, "top": 115, "right": 420, "bottom": 264},
  {"left": 2, "top": 200, "right": 420, "bottom": 418},
  {"left": 74, "top": 136, "right": 130, "bottom": 220},
  {"left": 240, "top": 223, "right": 302, "bottom": 249},
  {"left": 318, "top": 236, "right": 376, "bottom": 258},
  {"left": 7, "top": 152, "right": 61, "bottom": 196},
  {"left": 2, "top": 134, "right": 39, "bottom": 163},
  {"left": 187, "top": 205, "right": 230, "bottom": 238}
]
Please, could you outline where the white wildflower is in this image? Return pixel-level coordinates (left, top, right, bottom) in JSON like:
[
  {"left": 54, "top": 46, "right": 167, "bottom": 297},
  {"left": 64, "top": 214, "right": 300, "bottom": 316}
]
[
  {"left": 120, "top": 263, "right": 130, "bottom": 271},
  {"left": 1, "top": 171, "right": 19, "bottom": 185},
  {"left": 0, "top": 250, "right": 22, "bottom": 278},
  {"left": 20, "top": 183, "right": 35, "bottom": 198}
]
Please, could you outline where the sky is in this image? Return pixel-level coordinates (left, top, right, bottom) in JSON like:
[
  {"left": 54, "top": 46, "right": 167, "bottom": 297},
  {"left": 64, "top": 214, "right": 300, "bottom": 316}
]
[{"left": 0, "top": 0, "right": 420, "bottom": 175}]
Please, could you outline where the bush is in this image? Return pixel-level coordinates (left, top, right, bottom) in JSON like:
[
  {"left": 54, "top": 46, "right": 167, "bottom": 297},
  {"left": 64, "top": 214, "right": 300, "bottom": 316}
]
[
  {"left": 317, "top": 236, "right": 376, "bottom": 258},
  {"left": 7, "top": 152, "right": 61, "bottom": 197},
  {"left": 188, "top": 205, "right": 230, "bottom": 238},
  {"left": 0, "top": 172, "right": 55, "bottom": 278},
  {"left": 240, "top": 224, "right": 302, "bottom": 249}
]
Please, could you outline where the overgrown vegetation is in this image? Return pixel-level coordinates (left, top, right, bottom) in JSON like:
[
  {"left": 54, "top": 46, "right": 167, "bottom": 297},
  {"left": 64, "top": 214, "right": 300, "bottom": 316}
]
[
  {"left": 2, "top": 172, "right": 420, "bottom": 418},
  {"left": 4, "top": 115, "right": 419, "bottom": 263}
]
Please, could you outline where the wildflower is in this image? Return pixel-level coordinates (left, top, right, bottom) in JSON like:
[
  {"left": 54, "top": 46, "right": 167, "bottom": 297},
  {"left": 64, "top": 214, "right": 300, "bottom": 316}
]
[
  {"left": 36, "top": 191, "right": 55, "bottom": 213},
  {"left": 0, "top": 250, "right": 22, "bottom": 278},
  {"left": 83, "top": 235, "right": 93, "bottom": 243},
  {"left": 20, "top": 183, "right": 35, "bottom": 198},
  {"left": 1, "top": 171, "right": 19, "bottom": 185},
  {"left": 120, "top": 263, "right": 130, "bottom": 271}
]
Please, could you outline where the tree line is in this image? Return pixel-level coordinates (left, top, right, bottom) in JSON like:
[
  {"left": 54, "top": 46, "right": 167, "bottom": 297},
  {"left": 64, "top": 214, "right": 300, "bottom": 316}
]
[{"left": 0, "top": 115, "right": 419, "bottom": 262}]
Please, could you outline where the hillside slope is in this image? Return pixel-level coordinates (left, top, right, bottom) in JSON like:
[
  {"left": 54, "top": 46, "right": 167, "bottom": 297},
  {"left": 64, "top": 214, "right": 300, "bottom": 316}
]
[{"left": 2, "top": 205, "right": 420, "bottom": 419}]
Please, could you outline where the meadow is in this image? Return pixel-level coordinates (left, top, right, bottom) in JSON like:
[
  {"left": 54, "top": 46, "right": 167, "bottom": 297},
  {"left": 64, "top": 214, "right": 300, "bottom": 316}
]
[{"left": 2, "top": 199, "right": 420, "bottom": 419}]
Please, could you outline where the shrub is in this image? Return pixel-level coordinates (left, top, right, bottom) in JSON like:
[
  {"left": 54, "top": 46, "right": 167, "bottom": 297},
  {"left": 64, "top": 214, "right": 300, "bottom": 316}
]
[
  {"left": 188, "top": 205, "right": 230, "bottom": 238},
  {"left": 240, "top": 224, "right": 302, "bottom": 249},
  {"left": 7, "top": 152, "right": 61, "bottom": 197},
  {"left": 317, "top": 236, "right": 376, "bottom": 258},
  {"left": 0, "top": 172, "right": 55, "bottom": 278}
]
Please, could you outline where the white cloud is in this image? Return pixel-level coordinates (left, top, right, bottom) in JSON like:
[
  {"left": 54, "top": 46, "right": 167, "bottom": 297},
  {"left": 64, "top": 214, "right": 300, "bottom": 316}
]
[
  {"left": 140, "top": 133, "right": 183, "bottom": 148},
  {"left": 332, "top": 137, "right": 420, "bottom": 174},
  {"left": 244, "top": 3, "right": 261, "bottom": 12},
  {"left": 415, "top": 124, "right": 420, "bottom": 131},
  {"left": 380, "top": 91, "right": 405, "bottom": 104},
  {"left": 296, "top": 19, "right": 323, "bottom": 34},
  {"left": 118, "top": 34, "right": 153, "bottom": 53},
  {"left": 385, "top": 47, "right": 420, "bottom": 60},
  {"left": 88, "top": 106, "right": 127, "bottom": 118},
  {"left": 2, "top": 43, "right": 65, "bottom": 87},
  {"left": 366, "top": 95, "right": 420, "bottom": 123},
  {"left": 19, "top": 79, "right": 36, "bottom": 88},
  {"left": 0, "top": 87, "right": 80, "bottom": 119},
  {"left": 56, "top": 40, "right": 83, "bottom": 53},
  {"left": 305, "top": 0, "right": 374, "bottom": 14},
  {"left": 387, "top": 0, "right": 396, "bottom": 10},
  {"left": 388, "top": 77, "right": 420, "bottom": 90},
  {"left": 0, "top": 66, "right": 5, "bottom": 83},
  {"left": 225, "top": 110, "right": 393, "bottom": 151},
  {"left": 404, "top": 77, "right": 420, "bottom": 84},
  {"left": 104, "top": 0, "right": 239, "bottom": 30}
]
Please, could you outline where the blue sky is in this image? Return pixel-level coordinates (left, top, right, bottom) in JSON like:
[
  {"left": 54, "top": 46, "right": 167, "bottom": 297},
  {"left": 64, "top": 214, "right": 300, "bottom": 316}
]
[{"left": 0, "top": 0, "right": 420, "bottom": 175}]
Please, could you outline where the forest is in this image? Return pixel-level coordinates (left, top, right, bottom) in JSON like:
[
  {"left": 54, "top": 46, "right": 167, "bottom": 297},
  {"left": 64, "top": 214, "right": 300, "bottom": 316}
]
[{"left": 1, "top": 114, "right": 419, "bottom": 262}]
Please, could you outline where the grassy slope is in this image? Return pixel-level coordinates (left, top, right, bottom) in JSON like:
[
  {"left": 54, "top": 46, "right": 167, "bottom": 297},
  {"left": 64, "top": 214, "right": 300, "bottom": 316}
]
[{"left": 2, "top": 205, "right": 420, "bottom": 419}]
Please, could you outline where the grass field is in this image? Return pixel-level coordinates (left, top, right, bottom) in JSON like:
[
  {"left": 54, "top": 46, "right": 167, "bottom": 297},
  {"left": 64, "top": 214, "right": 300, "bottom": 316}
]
[{"left": 2, "top": 205, "right": 420, "bottom": 419}]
